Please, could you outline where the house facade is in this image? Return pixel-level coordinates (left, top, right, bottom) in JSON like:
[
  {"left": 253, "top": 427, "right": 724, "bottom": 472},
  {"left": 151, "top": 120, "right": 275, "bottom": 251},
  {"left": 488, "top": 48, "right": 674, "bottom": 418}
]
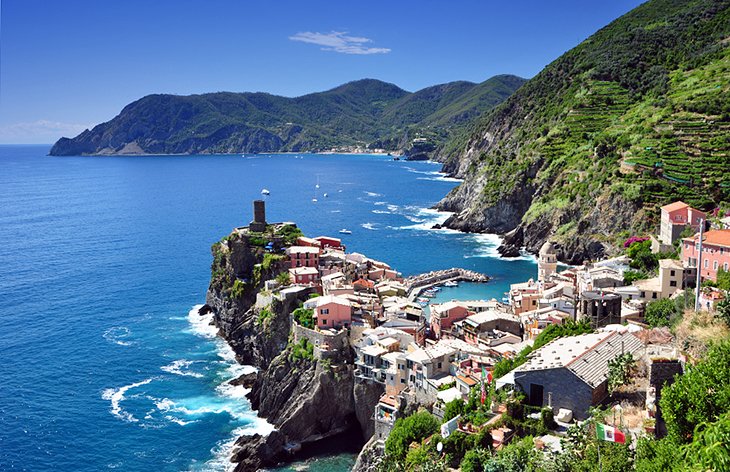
[
  {"left": 314, "top": 295, "right": 352, "bottom": 329},
  {"left": 681, "top": 229, "right": 730, "bottom": 282},
  {"left": 430, "top": 302, "right": 472, "bottom": 338},
  {"left": 659, "top": 201, "right": 706, "bottom": 245},
  {"left": 286, "top": 246, "right": 320, "bottom": 268}
]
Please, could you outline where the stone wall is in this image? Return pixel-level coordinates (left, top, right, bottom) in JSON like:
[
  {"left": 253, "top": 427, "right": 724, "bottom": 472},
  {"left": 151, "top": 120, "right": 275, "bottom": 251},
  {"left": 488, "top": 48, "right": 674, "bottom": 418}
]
[
  {"left": 514, "top": 368, "right": 595, "bottom": 420},
  {"left": 292, "top": 323, "right": 350, "bottom": 360}
]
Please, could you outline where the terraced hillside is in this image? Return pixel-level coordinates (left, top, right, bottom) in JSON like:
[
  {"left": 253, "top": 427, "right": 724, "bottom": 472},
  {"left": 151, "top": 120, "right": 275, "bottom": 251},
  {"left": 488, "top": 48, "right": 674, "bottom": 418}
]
[{"left": 439, "top": 0, "right": 730, "bottom": 263}]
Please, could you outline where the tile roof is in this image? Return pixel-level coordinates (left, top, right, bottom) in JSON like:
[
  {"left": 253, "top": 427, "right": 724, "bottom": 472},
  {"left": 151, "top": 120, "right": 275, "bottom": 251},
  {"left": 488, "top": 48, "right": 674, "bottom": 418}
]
[
  {"left": 661, "top": 201, "right": 689, "bottom": 212},
  {"left": 515, "top": 331, "right": 644, "bottom": 388}
]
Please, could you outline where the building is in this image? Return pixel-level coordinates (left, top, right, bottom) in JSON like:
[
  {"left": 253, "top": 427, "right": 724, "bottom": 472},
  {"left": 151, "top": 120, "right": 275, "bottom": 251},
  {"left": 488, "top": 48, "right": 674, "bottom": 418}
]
[
  {"left": 681, "top": 229, "right": 730, "bottom": 282},
  {"left": 249, "top": 200, "right": 267, "bottom": 232},
  {"left": 430, "top": 301, "right": 473, "bottom": 338},
  {"left": 286, "top": 246, "right": 320, "bottom": 268},
  {"left": 314, "top": 236, "right": 344, "bottom": 250},
  {"left": 313, "top": 295, "right": 352, "bottom": 329},
  {"left": 461, "top": 310, "right": 522, "bottom": 345},
  {"left": 578, "top": 291, "right": 622, "bottom": 327},
  {"left": 289, "top": 266, "right": 319, "bottom": 285},
  {"left": 659, "top": 201, "right": 706, "bottom": 245},
  {"left": 537, "top": 241, "right": 558, "bottom": 283},
  {"left": 632, "top": 259, "right": 686, "bottom": 302},
  {"left": 512, "top": 331, "right": 644, "bottom": 420}
]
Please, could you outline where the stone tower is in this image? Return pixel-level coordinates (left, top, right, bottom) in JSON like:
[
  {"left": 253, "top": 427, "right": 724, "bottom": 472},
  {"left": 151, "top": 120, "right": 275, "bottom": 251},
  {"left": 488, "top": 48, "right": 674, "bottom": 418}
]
[
  {"left": 249, "top": 200, "right": 267, "bottom": 232},
  {"left": 537, "top": 241, "right": 558, "bottom": 282}
]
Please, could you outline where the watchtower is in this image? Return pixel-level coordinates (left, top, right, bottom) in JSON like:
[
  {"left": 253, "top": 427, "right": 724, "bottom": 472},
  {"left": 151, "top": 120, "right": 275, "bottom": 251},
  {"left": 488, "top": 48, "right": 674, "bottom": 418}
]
[{"left": 249, "top": 200, "right": 267, "bottom": 232}]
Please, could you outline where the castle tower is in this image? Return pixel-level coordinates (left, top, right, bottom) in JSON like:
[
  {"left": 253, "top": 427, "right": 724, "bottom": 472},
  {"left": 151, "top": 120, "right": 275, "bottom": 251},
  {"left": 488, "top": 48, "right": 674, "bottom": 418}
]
[
  {"left": 249, "top": 200, "right": 267, "bottom": 232},
  {"left": 537, "top": 241, "right": 558, "bottom": 283}
]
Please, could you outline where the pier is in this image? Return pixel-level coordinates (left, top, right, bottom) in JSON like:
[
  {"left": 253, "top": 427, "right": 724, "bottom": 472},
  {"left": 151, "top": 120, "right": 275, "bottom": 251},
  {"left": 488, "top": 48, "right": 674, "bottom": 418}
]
[{"left": 404, "top": 268, "right": 490, "bottom": 301}]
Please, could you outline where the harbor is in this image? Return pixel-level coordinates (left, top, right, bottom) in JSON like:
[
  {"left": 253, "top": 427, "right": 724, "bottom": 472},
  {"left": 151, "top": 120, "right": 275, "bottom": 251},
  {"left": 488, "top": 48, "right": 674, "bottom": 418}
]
[{"left": 404, "top": 267, "right": 490, "bottom": 302}]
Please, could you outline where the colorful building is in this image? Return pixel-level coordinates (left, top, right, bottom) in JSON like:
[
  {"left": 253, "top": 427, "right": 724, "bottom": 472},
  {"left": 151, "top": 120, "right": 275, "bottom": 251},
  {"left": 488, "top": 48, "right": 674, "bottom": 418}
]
[
  {"left": 430, "top": 301, "right": 473, "bottom": 339},
  {"left": 286, "top": 246, "right": 320, "bottom": 268},
  {"left": 289, "top": 266, "right": 319, "bottom": 285},
  {"left": 313, "top": 294, "right": 352, "bottom": 330},
  {"left": 659, "top": 201, "right": 706, "bottom": 245},
  {"left": 681, "top": 229, "right": 730, "bottom": 282}
]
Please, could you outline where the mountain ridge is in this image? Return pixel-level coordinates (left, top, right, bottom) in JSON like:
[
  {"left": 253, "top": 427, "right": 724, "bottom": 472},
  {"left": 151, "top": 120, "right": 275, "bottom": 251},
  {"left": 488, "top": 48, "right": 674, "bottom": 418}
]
[
  {"left": 49, "top": 75, "right": 525, "bottom": 157},
  {"left": 438, "top": 0, "right": 730, "bottom": 263}
]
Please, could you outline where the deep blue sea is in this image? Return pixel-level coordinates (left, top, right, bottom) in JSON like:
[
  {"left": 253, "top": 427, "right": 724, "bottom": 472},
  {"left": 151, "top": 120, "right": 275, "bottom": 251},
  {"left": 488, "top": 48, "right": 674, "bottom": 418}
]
[{"left": 0, "top": 145, "right": 536, "bottom": 471}]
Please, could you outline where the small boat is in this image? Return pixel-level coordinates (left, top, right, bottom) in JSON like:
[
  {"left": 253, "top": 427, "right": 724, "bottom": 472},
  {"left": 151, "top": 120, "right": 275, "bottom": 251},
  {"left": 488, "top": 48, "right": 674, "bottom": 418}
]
[
  {"left": 261, "top": 188, "right": 270, "bottom": 195},
  {"left": 323, "top": 193, "right": 328, "bottom": 198},
  {"left": 312, "top": 198, "right": 318, "bottom": 203},
  {"left": 417, "top": 297, "right": 430, "bottom": 303},
  {"left": 339, "top": 229, "right": 352, "bottom": 234},
  {"left": 444, "top": 281, "right": 458, "bottom": 287}
]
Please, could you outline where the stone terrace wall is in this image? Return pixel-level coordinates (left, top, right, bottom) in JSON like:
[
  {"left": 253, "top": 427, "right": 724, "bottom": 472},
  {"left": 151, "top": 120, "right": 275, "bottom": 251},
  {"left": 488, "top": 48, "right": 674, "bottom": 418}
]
[{"left": 292, "top": 323, "right": 350, "bottom": 360}]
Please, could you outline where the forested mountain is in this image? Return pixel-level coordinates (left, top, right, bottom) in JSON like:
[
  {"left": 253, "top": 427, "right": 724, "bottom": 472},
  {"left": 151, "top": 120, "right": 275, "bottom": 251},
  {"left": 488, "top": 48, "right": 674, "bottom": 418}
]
[
  {"left": 49, "top": 75, "right": 525, "bottom": 157},
  {"left": 438, "top": 0, "right": 730, "bottom": 263}
]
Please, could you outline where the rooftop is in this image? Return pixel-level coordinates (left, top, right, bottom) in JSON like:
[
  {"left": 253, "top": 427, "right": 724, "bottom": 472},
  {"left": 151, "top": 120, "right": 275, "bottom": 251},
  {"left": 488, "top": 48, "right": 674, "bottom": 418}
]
[
  {"left": 464, "top": 310, "right": 518, "bottom": 327},
  {"left": 290, "top": 266, "right": 319, "bottom": 275},
  {"left": 316, "top": 294, "right": 352, "bottom": 307},
  {"left": 659, "top": 259, "right": 684, "bottom": 270},
  {"left": 516, "top": 331, "right": 645, "bottom": 388},
  {"left": 286, "top": 245, "right": 320, "bottom": 254},
  {"left": 661, "top": 201, "right": 689, "bottom": 213}
]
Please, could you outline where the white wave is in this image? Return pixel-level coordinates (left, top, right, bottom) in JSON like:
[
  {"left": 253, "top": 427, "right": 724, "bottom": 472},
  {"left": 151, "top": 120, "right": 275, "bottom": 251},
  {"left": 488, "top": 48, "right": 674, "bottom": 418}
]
[
  {"left": 103, "top": 326, "right": 134, "bottom": 346},
  {"left": 371, "top": 209, "right": 391, "bottom": 214},
  {"left": 161, "top": 359, "right": 205, "bottom": 378},
  {"left": 464, "top": 233, "right": 537, "bottom": 262},
  {"left": 397, "top": 207, "right": 454, "bottom": 231},
  {"left": 165, "top": 415, "right": 197, "bottom": 426},
  {"left": 373, "top": 201, "right": 387, "bottom": 206},
  {"left": 364, "top": 191, "right": 382, "bottom": 197},
  {"left": 330, "top": 210, "right": 341, "bottom": 213},
  {"left": 102, "top": 378, "right": 155, "bottom": 423},
  {"left": 198, "top": 421, "right": 276, "bottom": 472},
  {"left": 187, "top": 305, "right": 218, "bottom": 339},
  {"left": 386, "top": 204, "right": 399, "bottom": 213},
  {"left": 361, "top": 223, "right": 378, "bottom": 230},
  {"left": 417, "top": 176, "right": 463, "bottom": 183}
]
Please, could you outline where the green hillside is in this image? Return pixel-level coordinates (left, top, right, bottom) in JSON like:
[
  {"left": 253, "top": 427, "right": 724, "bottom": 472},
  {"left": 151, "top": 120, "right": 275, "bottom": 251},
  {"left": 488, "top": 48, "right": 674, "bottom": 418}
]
[
  {"left": 440, "top": 0, "right": 730, "bottom": 262},
  {"left": 49, "top": 76, "right": 525, "bottom": 156}
]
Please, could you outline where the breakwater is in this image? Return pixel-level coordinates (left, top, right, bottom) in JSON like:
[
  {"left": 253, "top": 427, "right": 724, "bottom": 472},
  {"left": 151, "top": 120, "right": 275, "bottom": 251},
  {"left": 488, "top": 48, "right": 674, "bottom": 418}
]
[{"left": 404, "top": 268, "right": 489, "bottom": 300}]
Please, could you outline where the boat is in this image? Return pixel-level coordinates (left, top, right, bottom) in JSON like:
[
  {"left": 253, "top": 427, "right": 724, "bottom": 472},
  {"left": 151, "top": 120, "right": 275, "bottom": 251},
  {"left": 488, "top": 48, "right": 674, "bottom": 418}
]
[
  {"left": 417, "top": 297, "right": 430, "bottom": 303},
  {"left": 323, "top": 193, "right": 328, "bottom": 198},
  {"left": 339, "top": 229, "right": 352, "bottom": 234},
  {"left": 444, "top": 281, "right": 458, "bottom": 287},
  {"left": 261, "top": 188, "right": 270, "bottom": 195},
  {"left": 312, "top": 198, "right": 318, "bottom": 203}
]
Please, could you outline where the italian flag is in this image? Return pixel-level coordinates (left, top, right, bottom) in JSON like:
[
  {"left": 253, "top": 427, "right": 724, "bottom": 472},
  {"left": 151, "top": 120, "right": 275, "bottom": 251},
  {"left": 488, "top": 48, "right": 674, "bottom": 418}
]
[{"left": 596, "top": 423, "right": 626, "bottom": 444}]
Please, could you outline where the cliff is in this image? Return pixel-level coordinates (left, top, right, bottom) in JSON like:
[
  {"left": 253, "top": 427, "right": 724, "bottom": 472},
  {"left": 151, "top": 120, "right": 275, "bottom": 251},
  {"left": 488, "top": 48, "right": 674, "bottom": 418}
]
[
  {"left": 49, "top": 76, "right": 525, "bottom": 158},
  {"left": 438, "top": 0, "right": 730, "bottom": 264},
  {"left": 204, "top": 227, "right": 384, "bottom": 470}
]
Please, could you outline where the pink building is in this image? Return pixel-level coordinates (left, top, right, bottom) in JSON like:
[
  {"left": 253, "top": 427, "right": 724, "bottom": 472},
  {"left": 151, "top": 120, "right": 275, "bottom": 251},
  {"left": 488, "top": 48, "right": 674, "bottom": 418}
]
[
  {"left": 660, "top": 201, "right": 706, "bottom": 245},
  {"left": 681, "top": 229, "right": 730, "bottom": 282},
  {"left": 314, "top": 295, "right": 352, "bottom": 330},
  {"left": 286, "top": 246, "right": 320, "bottom": 268},
  {"left": 430, "top": 302, "right": 473, "bottom": 339},
  {"left": 289, "top": 266, "right": 319, "bottom": 285}
]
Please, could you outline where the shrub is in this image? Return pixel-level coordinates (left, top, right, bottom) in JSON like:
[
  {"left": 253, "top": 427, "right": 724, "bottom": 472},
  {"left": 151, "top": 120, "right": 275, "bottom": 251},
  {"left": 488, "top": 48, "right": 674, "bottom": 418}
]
[
  {"left": 644, "top": 298, "right": 678, "bottom": 327},
  {"left": 443, "top": 398, "right": 465, "bottom": 422},
  {"left": 292, "top": 307, "right": 314, "bottom": 328},
  {"left": 289, "top": 338, "right": 314, "bottom": 362},
  {"left": 385, "top": 411, "right": 440, "bottom": 461},
  {"left": 257, "top": 307, "right": 273, "bottom": 326}
]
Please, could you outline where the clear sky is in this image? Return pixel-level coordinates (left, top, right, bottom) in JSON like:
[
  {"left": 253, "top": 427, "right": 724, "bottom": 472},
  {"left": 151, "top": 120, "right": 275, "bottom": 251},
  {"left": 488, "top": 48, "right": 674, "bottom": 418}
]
[{"left": 0, "top": 0, "right": 646, "bottom": 144}]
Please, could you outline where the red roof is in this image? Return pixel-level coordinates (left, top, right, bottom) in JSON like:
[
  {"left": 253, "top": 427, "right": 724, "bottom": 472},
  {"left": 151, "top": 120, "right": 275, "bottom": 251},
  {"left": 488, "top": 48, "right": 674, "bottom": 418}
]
[
  {"left": 703, "top": 229, "right": 730, "bottom": 248},
  {"left": 661, "top": 201, "right": 689, "bottom": 212}
]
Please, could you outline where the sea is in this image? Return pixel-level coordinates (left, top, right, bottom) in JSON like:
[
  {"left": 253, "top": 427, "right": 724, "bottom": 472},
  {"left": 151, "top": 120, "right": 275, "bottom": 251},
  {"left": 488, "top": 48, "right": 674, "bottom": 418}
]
[{"left": 0, "top": 145, "right": 537, "bottom": 472}]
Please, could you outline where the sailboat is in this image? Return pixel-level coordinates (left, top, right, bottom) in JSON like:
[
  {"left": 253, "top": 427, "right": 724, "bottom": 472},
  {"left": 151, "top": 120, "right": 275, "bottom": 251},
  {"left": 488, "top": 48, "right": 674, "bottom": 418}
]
[{"left": 312, "top": 176, "right": 319, "bottom": 202}]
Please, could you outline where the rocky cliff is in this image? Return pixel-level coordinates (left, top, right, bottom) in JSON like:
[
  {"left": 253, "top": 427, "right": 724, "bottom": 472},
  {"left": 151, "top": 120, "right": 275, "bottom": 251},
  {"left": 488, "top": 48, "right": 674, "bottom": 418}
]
[
  {"left": 204, "top": 228, "right": 384, "bottom": 470},
  {"left": 437, "top": 0, "right": 730, "bottom": 264}
]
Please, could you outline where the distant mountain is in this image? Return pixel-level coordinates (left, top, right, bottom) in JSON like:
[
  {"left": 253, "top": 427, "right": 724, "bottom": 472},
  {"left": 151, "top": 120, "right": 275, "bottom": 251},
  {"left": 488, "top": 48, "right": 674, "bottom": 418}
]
[
  {"left": 49, "top": 75, "right": 525, "bottom": 157},
  {"left": 439, "top": 0, "right": 730, "bottom": 263}
]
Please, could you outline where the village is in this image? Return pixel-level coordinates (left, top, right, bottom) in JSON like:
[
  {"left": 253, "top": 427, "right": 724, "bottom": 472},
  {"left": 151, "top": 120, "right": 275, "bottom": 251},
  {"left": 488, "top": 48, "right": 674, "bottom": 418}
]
[{"left": 236, "top": 199, "right": 730, "bottom": 466}]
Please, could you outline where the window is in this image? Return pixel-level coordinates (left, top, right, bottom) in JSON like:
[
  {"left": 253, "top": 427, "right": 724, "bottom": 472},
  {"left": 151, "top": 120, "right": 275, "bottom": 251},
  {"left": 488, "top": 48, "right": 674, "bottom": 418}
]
[
  {"left": 670, "top": 280, "right": 677, "bottom": 287},
  {"left": 322, "top": 319, "right": 327, "bottom": 325},
  {"left": 714, "top": 261, "right": 719, "bottom": 270},
  {"left": 401, "top": 379, "right": 406, "bottom": 384},
  {"left": 652, "top": 293, "right": 657, "bottom": 299},
  {"left": 670, "top": 270, "right": 676, "bottom": 277},
  {"left": 437, "top": 362, "right": 442, "bottom": 369},
  {"left": 725, "top": 263, "right": 729, "bottom": 271},
  {"left": 705, "top": 259, "right": 709, "bottom": 268},
  {"left": 321, "top": 308, "right": 329, "bottom": 315},
  {"left": 641, "top": 292, "right": 646, "bottom": 298}
]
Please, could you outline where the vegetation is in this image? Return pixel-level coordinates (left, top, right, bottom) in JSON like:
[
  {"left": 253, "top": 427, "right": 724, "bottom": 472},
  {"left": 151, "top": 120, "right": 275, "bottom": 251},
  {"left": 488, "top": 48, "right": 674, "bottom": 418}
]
[
  {"left": 607, "top": 352, "right": 636, "bottom": 393},
  {"left": 291, "top": 307, "right": 314, "bottom": 328},
  {"left": 636, "top": 340, "right": 730, "bottom": 470},
  {"left": 275, "top": 272, "right": 291, "bottom": 287},
  {"left": 51, "top": 76, "right": 525, "bottom": 157},
  {"left": 229, "top": 279, "right": 248, "bottom": 299},
  {"left": 644, "top": 298, "right": 679, "bottom": 327},
  {"left": 256, "top": 307, "right": 273, "bottom": 326},
  {"left": 627, "top": 239, "right": 659, "bottom": 273},
  {"left": 384, "top": 410, "right": 440, "bottom": 461},
  {"left": 276, "top": 225, "right": 303, "bottom": 246},
  {"left": 443, "top": 0, "right": 730, "bottom": 253},
  {"left": 288, "top": 338, "right": 314, "bottom": 362}
]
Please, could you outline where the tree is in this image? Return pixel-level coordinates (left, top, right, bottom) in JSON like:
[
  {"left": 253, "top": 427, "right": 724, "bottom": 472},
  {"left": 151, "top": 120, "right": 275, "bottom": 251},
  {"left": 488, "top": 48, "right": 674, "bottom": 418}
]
[
  {"left": 660, "top": 340, "right": 730, "bottom": 443},
  {"left": 644, "top": 298, "right": 678, "bottom": 327},
  {"left": 443, "top": 398, "right": 465, "bottom": 422},
  {"left": 716, "top": 268, "right": 730, "bottom": 291},
  {"left": 717, "top": 299, "right": 730, "bottom": 328},
  {"left": 460, "top": 448, "right": 490, "bottom": 472},
  {"left": 607, "top": 352, "right": 636, "bottom": 393},
  {"left": 385, "top": 410, "right": 440, "bottom": 461},
  {"left": 682, "top": 412, "right": 730, "bottom": 471}
]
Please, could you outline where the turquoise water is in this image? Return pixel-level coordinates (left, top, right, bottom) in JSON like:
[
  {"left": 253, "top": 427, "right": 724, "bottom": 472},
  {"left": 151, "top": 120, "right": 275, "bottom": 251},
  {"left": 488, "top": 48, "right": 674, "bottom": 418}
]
[{"left": 0, "top": 145, "right": 536, "bottom": 471}]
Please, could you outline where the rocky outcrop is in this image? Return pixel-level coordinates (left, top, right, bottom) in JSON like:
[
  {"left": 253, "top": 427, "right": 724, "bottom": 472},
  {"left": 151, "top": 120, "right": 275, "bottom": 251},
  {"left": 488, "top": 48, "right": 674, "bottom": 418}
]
[
  {"left": 352, "top": 436, "right": 385, "bottom": 472},
  {"left": 205, "top": 228, "right": 384, "bottom": 470}
]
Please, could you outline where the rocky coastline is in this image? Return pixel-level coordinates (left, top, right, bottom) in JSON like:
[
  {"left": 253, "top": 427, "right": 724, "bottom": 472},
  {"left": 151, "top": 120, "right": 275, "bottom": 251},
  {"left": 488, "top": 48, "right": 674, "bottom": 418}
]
[{"left": 202, "top": 229, "right": 384, "bottom": 471}]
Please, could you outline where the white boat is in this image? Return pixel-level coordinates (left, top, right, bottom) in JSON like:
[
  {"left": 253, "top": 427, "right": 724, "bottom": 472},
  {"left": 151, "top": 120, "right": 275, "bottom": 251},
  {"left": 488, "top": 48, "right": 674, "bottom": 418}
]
[
  {"left": 312, "top": 198, "right": 318, "bottom": 203},
  {"left": 339, "top": 229, "right": 352, "bottom": 234},
  {"left": 323, "top": 193, "right": 328, "bottom": 198},
  {"left": 261, "top": 188, "right": 270, "bottom": 195},
  {"left": 444, "top": 281, "right": 458, "bottom": 287},
  {"left": 417, "top": 297, "right": 430, "bottom": 303}
]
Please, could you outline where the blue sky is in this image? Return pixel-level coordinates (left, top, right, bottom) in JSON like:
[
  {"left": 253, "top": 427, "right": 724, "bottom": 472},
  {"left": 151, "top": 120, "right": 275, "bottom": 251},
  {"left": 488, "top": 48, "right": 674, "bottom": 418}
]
[{"left": 0, "top": 0, "right": 645, "bottom": 144}]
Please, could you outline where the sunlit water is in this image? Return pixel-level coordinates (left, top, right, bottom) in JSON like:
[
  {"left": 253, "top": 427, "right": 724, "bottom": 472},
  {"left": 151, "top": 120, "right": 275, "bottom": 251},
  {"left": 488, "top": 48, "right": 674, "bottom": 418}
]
[{"left": 0, "top": 145, "right": 536, "bottom": 471}]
